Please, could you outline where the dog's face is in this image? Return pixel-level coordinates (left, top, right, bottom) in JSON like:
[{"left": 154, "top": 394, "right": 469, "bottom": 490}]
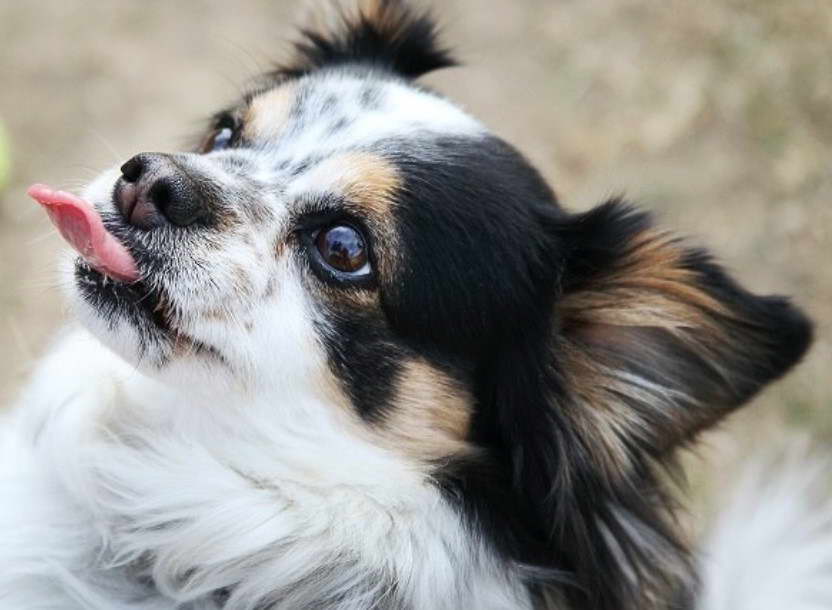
[
  {"left": 74, "top": 65, "right": 488, "bottom": 399},
  {"left": 33, "top": 2, "right": 812, "bottom": 608},
  {"left": 58, "top": 5, "right": 567, "bottom": 463}
]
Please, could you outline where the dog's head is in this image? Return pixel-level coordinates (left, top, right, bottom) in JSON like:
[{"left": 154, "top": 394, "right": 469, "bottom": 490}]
[{"left": 31, "top": 1, "right": 812, "bottom": 608}]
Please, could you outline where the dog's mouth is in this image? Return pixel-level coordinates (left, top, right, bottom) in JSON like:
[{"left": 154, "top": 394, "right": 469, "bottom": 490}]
[
  {"left": 29, "top": 183, "right": 174, "bottom": 332},
  {"left": 28, "top": 184, "right": 140, "bottom": 283},
  {"left": 29, "top": 182, "right": 238, "bottom": 366},
  {"left": 73, "top": 259, "right": 168, "bottom": 324}
]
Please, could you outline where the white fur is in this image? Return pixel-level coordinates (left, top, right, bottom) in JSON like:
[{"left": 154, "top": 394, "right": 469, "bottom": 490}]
[
  {"left": 698, "top": 441, "right": 832, "bottom": 610},
  {"left": 0, "top": 76, "right": 519, "bottom": 607},
  {"left": 0, "top": 70, "right": 531, "bottom": 608},
  {"left": 1, "top": 326, "right": 530, "bottom": 609},
  {"left": 261, "top": 72, "right": 484, "bottom": 166}
]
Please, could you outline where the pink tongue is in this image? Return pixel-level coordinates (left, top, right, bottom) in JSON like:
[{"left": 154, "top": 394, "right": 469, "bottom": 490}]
[{"left": 28, "top": 184, "right": 140, "bottom": 282}]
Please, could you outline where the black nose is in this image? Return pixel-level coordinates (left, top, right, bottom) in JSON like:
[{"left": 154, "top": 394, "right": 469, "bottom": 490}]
[{"left": 117, "top": 153, "right": 207, "bottom": 229}]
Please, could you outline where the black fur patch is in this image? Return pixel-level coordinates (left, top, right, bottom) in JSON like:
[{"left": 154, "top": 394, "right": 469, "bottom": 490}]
[
  {"left": 316, "top": 308, "right": 404, "bottom": 422},
  {"left": 380, "top": 135, "right": 562, "bottom": 359},
  {"left": 433, "top": 196, "right": 810, "bottom": 609},
  {"left": 275, "top": 0, "right": 456, "bottom": 80},
  {"left": 353, "top": 133, "right": 812, "bottom": 608},
  {"left": 74, "top": 261, "right": 170, "bottom": 364},
  {"left": 554, "top": 201, "right": 814, "bottom": 447}
]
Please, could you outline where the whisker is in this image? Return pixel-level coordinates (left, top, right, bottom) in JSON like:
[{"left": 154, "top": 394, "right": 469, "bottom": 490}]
[
  {"left": 27, "top": 229, "right": 61, "bottom": 246},
  {"left": 6, "top": 315, "right": 35, "bottom": 365},
  {"left": 88, "top": 130, "right": 125, "bottom": 165}
]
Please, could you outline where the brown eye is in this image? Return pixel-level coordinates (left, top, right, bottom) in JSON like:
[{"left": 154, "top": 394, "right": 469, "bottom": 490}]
[{"left": 314, "top": 225, "right": 369, "bottom": 275}]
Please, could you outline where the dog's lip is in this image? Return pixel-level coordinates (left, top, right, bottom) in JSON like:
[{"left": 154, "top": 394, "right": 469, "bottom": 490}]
[{"left": 28, "top": 183, "right": 140, "bottom": 283}]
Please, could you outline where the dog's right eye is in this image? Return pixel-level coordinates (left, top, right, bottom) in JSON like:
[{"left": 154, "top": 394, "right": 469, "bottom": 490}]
[
  {"left": 208, "top": 127, "right": 234, "bottom": 152},
  {"left": 201, "top": 115, "right": 238, "bottom": 153}
]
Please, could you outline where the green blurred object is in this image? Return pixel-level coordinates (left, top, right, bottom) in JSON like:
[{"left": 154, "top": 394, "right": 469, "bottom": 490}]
[{"left": 0, "top": 119, "right": 10, "bottom": 191}]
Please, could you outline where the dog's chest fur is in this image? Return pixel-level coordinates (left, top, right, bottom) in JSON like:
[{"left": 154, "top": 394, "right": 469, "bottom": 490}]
[{"left": 3, "top": 328, "right": 530, "bottom": 610}]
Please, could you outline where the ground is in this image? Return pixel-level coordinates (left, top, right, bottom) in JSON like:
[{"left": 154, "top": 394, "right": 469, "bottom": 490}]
[{"left": 1, "top": 0, "right": 829, "bottom": 521}]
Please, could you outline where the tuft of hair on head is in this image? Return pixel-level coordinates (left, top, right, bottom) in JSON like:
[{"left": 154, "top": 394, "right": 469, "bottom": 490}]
[{"left": 277, "top": 0, "right": 456, "bottom": 80}]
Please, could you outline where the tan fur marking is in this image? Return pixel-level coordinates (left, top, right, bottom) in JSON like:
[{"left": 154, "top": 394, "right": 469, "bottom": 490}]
[
  {"left": 320, "top": 284, "right": 378, "bottom": 308},
  {"left": 558, "top": 227, "right": 743, "bottom": 475},
  {"left": 561, "top": 230, "right": 728, "bottom": 335},
  {"left": 318, "top": 357, "right": 472, "bottom": 464},
  {"left": 560, "top": 340, "right": 665, "bottom": 478},
  {"left": 333, "top": 152, "right": 401, "bottom": 217},
  {"left": 301, "top": 152, "right": 401, "bottom": 283},
  {"left": 243, "top": 83, "right": 297, "bottom": 140},
  {"left": 380, "top": 359, "right": 473, "bottom": 460}
]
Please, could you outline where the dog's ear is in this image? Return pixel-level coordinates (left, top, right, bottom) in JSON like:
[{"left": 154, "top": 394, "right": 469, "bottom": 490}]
[
  {"left": 277, "top": 0, "right": 455, "bottom": 80},
  {"left": 477, "top": 199, "right": 812, "bottom": 609},
  {"left": 553, "top": 199, "right": 811, "bottom": 457}
]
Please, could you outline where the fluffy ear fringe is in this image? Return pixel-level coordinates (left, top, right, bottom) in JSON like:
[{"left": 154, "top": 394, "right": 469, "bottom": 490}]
[
  {"left": 476, "top": 319, "right": 696, "bottom": 610},
  {"left": 555, "top": 199, "right": 813, "bottom": 452},
  {"left": 470, "top": 199, "right": 812, "bottom": 609},
  {"left": 277, "top": 0, "right": 456, "bottom": 80}
]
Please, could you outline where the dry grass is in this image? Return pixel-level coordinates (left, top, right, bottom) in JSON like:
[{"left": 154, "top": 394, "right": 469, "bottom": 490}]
[{"left": 1, "top": 0, "right": 829, "bottom": 519}]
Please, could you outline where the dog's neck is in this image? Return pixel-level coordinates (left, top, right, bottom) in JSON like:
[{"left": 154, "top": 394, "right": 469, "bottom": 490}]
[{"left": 27, "top": 327, "right": 532, "bottom": 609}]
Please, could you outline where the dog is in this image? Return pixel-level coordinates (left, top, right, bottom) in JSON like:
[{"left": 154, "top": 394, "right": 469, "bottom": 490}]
[{"left": 3, "top": 1, "right": 828, "bottom": 608}]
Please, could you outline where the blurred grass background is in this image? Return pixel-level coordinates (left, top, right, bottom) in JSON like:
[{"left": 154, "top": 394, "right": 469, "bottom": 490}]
[{"left": 0, "top": 0, "right": 829, "bottom": 514}]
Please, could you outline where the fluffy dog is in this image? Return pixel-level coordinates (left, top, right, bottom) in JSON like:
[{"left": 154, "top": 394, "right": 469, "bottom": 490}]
[{"left": 3, "top": 1, "right": 828, "bottom": 608}]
